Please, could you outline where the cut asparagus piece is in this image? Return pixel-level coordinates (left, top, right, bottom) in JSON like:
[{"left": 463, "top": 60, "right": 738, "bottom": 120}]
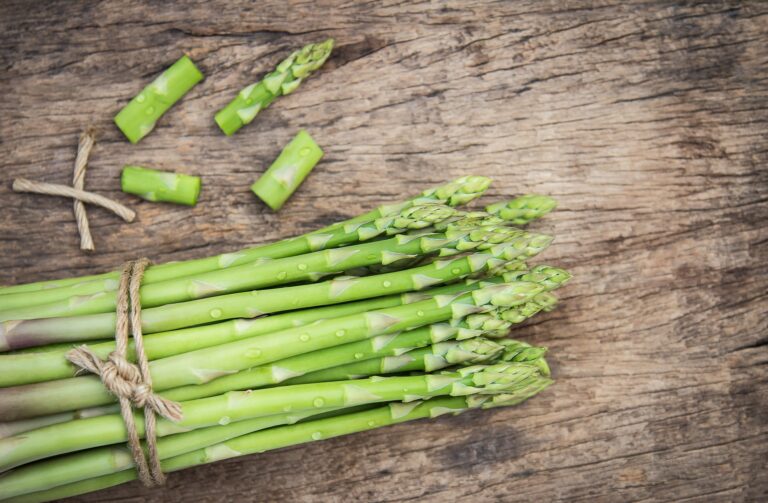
[
  {"left": 114, "top": 55, "right": 203, "bottom": 144},
  {"left": 215, "top": 39, "right": 334, "bottom": 136},
  {"left": 251, "top": 130, "right": 323, "bottom": 210},
  {"left": 0, "top": 176, "right": 490, "bottom": 296},
  {"left": 121, "top": 166, "right": 201, "bottom": 206},
  {"left": 0, "top": 282, "right": 545, "bottom": 420},
  {"left": 0, "top": 362, "right": 549, "bottom": 487}
]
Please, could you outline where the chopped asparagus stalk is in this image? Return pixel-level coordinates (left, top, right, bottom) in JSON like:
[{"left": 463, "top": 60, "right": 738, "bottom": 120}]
[
  {"left": 114, "top": 55, "right": 203, "bottom": 144},
  {"left": 121, "top": 166, "right": 201, "bottom": 206},
  {"left": 251, "top": 130, "right": 323, "bottom": 210},
  {"left": 215, "top": 39, "right": 334, "bottom": 136}
]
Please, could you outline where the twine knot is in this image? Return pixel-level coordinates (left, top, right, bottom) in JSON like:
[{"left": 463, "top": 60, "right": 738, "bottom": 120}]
[{"left": 66, "top": 258, "right": 181, "bottom": 486}]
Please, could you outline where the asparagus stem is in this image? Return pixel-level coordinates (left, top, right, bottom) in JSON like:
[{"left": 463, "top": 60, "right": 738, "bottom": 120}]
[
  {"left": 0, "top": 269, "right": 566, "bottom": 435},
  {"left": 11, "top": 378, "right": 552, "bottom": 503},
  {"left": 285, "top": 337, "right": 506, "bottom": 384},
  {"left": 0, "top": 176, "right": 490, "bottom": 296},
  {"left": 0, "top": 277, "right": 487, "bottom": 387},
  {"left": 0, "top": 408, "right": 335, "bottom": 499},
  {"left": 485, "top": 194, "right": 557, "bottom": 225},
  {"left": 251, "top": 130, "right": 323, "bottom": 210},
  {"left": 114, "top": 55, "right": 203, "bottom": 144},
  {"left": 0, "top": 201, "right": 456, "bottom": 314},
  {"left": 311, "top": 175, "right": 492, "bottom": 235},
  {"left": 215, "top": 39, "right": 334, "bottom": 136},
  {"left": 0, "top": 230, "right": 551, "bottom": 351},
  {"left": 3, "top": 208, "right": 497, "bottom": 320},
  {"left": 0, "top": 282, "right": 545, "bottom": 420},
  {"left": 120, "top": 166, "right": 201, "bottom": 206},
  {"left": 0, "top": 362, "right": 547, "bottom": 474}
]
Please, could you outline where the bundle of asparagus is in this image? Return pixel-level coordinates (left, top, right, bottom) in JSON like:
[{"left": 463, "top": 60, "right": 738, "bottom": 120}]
[{"left": 0, "top": 177, "right": 569, "bottom": 502}]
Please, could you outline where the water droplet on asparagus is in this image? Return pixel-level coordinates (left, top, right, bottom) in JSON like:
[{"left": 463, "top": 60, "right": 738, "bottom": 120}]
[
  {"left": 382, "top": 281, "right": 392, "bottom": 287},
  {"left": 210, "top": 308, "right": 222, "bottom": 319},
  {"left": 277, "top": 271, "right": 288, "bottom": 280},
  {"left": 218, "top": 416, "right": 231, "bottom": 425},
  {"left": 313, "top": 397, "right": 325, "bottom": 407},
  {"left": 245, "top": 348, "right": 262, "bottom": 358},
  {"left": 367, "top": 420, "right": 376, "bottom": 426},
  {"left": 299, "top": 147, "right": 311, "bottom": 156},
  {"left": 354, "top": 352, "right": 364, "bottom": 359},
  {"left": 298, "top": 263, "right": 307, "bottom": 271},
  {"left": 451, "top": 268, "right": 461, "bottom": 274},
  {"left": 136, "top": 93, "right": 146, "bottom": 103},
  {"left": 335, "top": 330, "right": 346, "bottom": 337},
  {"left": 283, "top": 405, "right": 293, "bottom": 412},
  {"left": 146, "top": 106, "right": 155, "bottom": 115},
  {"left": 311, "top": 431, "right": 323, "bottom": 440},
  {"left": 299, "top": 333, "right": 310, "bottom": 342},
  {"left": 417, "top": 310, "right": 425, "bottom": 317}
]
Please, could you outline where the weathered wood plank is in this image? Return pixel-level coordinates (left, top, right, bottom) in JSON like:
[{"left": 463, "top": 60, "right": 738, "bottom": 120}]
[{"left": 0, "top": 0, "right": 766, "bottom": 501}]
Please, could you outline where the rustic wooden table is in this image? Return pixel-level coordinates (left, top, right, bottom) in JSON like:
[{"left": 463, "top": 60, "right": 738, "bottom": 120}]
[{"left": 1, "top": 1, "right": 766, "bottom": 501}]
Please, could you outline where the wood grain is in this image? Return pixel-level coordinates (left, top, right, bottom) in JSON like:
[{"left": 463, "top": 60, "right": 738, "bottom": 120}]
[{"left": 1, "top": 0, "right": 767, "bottom": 501}]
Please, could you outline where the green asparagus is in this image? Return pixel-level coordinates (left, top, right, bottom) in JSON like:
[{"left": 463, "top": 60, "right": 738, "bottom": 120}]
[
  {"left": 0, "top": 361, "right": 546, "bottom": 475},
  {"left": 121, "top": 166, "right": 202, "bottom": 206},
  {"left": 251, "top": 130, "right": 323, "bottom": 210},
  {"left": 114, "top": 55, "right": 203, "bottom": 144},
  {"left": 215, "top": 39, "right": 334, "bottom": 136},
  {"left": 0, "top": 282, "right": 545, "bottom": 420}
]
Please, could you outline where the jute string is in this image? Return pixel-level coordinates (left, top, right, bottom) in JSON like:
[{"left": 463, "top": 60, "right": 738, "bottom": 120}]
[
  {"left": 12, "top": 179, "right": 135, "bottom": 222},
  {"left": 66, "top": 259, "right": 182, "bottom": 486},
  {"left": 72, "top": 129, "right": 96, "bottom": 251},
  {"left": 12, "top": 128, "right": 136, "bottom": 251}
]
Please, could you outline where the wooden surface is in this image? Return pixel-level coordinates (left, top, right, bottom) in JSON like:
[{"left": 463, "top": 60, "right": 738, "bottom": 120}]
[{"left": 1, "top": 1, "right": 767, "bottom": 501}]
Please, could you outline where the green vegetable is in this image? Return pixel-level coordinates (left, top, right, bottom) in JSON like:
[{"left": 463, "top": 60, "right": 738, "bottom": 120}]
[
  {"left": 0, "top": 230, "right": 551, "bottom": 351},
  {"left": 114, "top": 55, "right": 203, "bottom": 144},
  {"left": 215, "top": 39, "right": 334, "bottom": 135},
  {"left": 0, "top": 362, "right": 550, "bottom": 497},
  {"left": 121, "top": 166, "right": 201, "bottom": 206},
  {"left": 0, "top": 178, "right": 570, "bottom": 503},
  {"left": 0, "top": 278, "right": 488, "bottom": 388},
  {"left": 0, "top": 282, "right": 546, "bottom": 420},
  {"left": 251, "top": 130, "right": 323, "bottom": 210},
  {"left": 486, "top": 194, "right": 557, "bottom": 225}
]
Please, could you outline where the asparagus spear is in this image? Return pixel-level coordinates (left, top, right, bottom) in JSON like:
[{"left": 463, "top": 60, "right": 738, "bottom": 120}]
[
  {"left": 0, "top": 230, "right": 551, "bottom": 351},
  {"left": 286, "top": 334, "right": 552, "bottom": 385},
  {"left": 9, "top": 375, "right": 552, "bottom": 503},
  {"left": 0, "top": 271, "right": 566, "bottom": 436},
  {"left": 121, "top": 165, "right": 201, "bottom": 206},
  {"left": 251, "top": 130, "right": 323, "bottom": 210},
  {"left": 114, "top": 55, "right": 203, "bottom": 144},
  {"left": 0, "top": 281, "right": 545, "bottom": 420},
  {"left": 0, "top": 361, "right": 546, "bottom": 475},
  {"left": 0, "top": 202, "right": 458, "bottom": 315},
  {"left": 0, "top": 176, "right": 491, "bottom": 296},
  {"left": 486, "top": 194, "right": 557, "bottom": 225},
  {"left": 0, "top": 278, "right": 485, "bottom": 387},
  {"left": 0, "top": 218, "right": 530, "bottom": 321},
  {"left": 215, "top": 39, "right": 334, "bottom": 136}
]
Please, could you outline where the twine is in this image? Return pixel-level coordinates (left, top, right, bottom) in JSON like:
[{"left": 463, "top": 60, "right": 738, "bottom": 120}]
[
  {"left": 72, "top": 129, "right": 96, "bottom": 251},
  {"left": 12, "top": 179, "right": 135, "bottom": 222},
  {"left": 12, "top": 128, "right": 136, "bottom": 251},
  {"left": 66, "top": 259, "right": 182, "bottom": 486}
]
